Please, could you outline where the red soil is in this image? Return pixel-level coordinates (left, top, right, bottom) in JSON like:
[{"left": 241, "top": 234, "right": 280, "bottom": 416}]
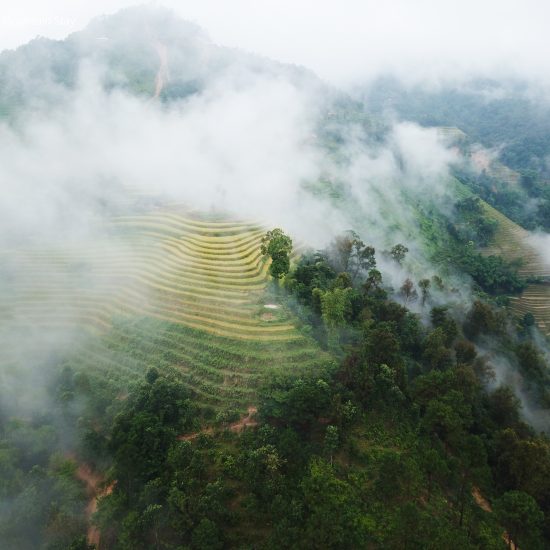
[
  {"left": 178, "top": 406, "right": 258, "bottom": 441},
  {"left": 73, "top": 461, "right": 114, "bottom": 548}
]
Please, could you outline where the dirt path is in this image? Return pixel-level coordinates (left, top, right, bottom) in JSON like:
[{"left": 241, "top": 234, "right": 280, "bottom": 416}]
[
  {"left": 229, "top": 406, "right": 258, "bottom": 432},
  {"left": 178, "top": 426, "right": 215, "bottom": 442},
  {"left": 73, "top": 460, "right": 114, "bottom": 548},
  {"left": 178, "top": 406, "right": 258, "bottom": 441},
  {"left": 472, "top": 486, "right": 492, "bottom": 513},
  {"left": 472, "top": 486, "right": 517, "bottom": 549},
  {"left": 152, "top": 41, "right": 168, "bottom": 98}
]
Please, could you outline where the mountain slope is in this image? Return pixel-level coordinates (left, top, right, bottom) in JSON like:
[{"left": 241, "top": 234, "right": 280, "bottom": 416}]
[
  {"left": 481, "top": 199, "right": 550, "bottom": 336},
  {"left": 0, "top": 207, "right": 332, "bottom": 414}
]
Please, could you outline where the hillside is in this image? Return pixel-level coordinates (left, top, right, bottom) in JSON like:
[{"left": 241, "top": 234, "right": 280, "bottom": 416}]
[
  {"left": 0, "top": 207, "right": 332, "bottom": 415},
  {"left": 2, "top": 6, "right": 550, "bottom": 550},
  {"left": 0, "top": 6, "right": 325, "bottom": 121},
  {"left": 449, "top": 179, "right": 550, "bottom": 337},
  {"left": 478, "top": 198, "right": 550, "bottom": 337}
]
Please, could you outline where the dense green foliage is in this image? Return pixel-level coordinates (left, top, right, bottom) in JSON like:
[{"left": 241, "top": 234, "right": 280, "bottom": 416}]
[
  {"left": 2, "top": 229, "right": 550, "bottom": 548},
  {"left": 365, "top": 77, "right": 550, "bottom": 231},
  {"left": 366, "top": 77, "right": 550, "bottom": 178},
  {"left": 0, "top": 371, "right": 91, "bottom": 549},
  {"left": 454, "top": 167, "right": 550, "bottom": 232},
  {"left": 88, "top": 253, "right": 550, "bottom": 548},
  {"left": 417, "top": 196, "right": 527, "bottom": 295},
  {"left": 261, "top": 228, "right": 293, "bottom": 280}
]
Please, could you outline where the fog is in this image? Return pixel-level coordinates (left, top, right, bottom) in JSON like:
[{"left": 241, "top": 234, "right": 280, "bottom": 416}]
[
  {"left": 0, "top": 4, "right": 546, "bottom": 431},
  {"left": 1, "top": 1, "right": 549, "bottom": 87},
  {"left": 0, "top": 55, "right": 461, "bottom": 252},
  {"left": 0, "top": 6, "right": 473, "bottom": 431},
  {"left": 529, "top": 233, "right": 550, "bottom": 268},
  {"left": 1, "top": 6, "right": 550, "bottom": 548}
]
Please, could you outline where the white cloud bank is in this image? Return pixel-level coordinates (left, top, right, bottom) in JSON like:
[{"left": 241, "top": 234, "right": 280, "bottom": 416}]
[{"left": 1, "top": 1, "right": 549, "bottom": 86}]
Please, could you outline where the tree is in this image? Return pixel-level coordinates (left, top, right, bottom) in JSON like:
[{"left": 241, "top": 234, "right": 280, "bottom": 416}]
[
  {"left": 495, "top": 491, "right": 544, "bottom": 550},
  {"left": 349, "top": 240, "right": 376, "bottom": 282},
  {"left": 422, "top": 328, "right": 453, "bottom": 371},
  {"left": 331, "top": 232, "right": 376, "bottom": 282},
  {"left": 421, "top": 398, "right": 464, "bottom": 443},
  {"left": 464, "top": 300, "right": 497, "bottom": 339},
  {"left": 399, "top": 278, "right": 418, "bottom": 305},
  {"left": 320, "top": 288, "right": 352, "bottom": 328},
  {"left": 331, "top": 232, "right": 354, "bottom": 272},
  {"left": 390, "top": 243, "right": 408, "bottom": 264},
  {"left": 430, "top": 306, "right": 458, "bottom": 346},
  {"left": 487, "top": 386, "right": 521, "bottom": 428},
  {"left": 363, "top": 269, "right": 382, "bottom": 293},
  {"left": 300, "top": 459, "right": 371, "bottom": 548},
  {"left": 192, "top": 518, "right": 223, "bottom": 550},
  {"left": 432, "top": 275, "right": 444, "bottom": 290},
  {"left": 375, "top": 451, "right": 421, "bottom": 503},
  {"left": 324, "top": 425, "right": 339, "bottom": 465},
  {"left": 516, "top": 341, "right": 546, "bottom": 379},
  {"left": 333, "top": 272, "right": 352, "bottom": 289},
  {"left": 261, "top": 228, "right": 293, "bottom": 280},
  {"left": 419, "top": 278, "right": 431, "bottom": 305},
  {"left": 259, "top": 375, "right": 332, "bottom": 433},
  {"left": 287, "top": 253, "right": 336, "bottom": 306},
  {"left": 371, "top": 363, "right": 406, "bottom": 407},
  {"left": 365, "top": 322, "right": 402, "bottom": 371},
  {"left": 454, "top": 339, "right": 477, "bottom": 366},
  {"left": 492, "top": 430, "right": 550, "bottom": 503}
]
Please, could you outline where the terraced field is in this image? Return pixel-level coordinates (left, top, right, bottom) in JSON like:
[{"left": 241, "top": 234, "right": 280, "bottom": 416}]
[
  {"left": 508, "top": 284, "right": 550, "bottom": 336},
  {"left": 480, "top": 202, "right": 550, "bottom": 337},
  {"left": 0, "top": 208, "right": 332, "bottom": 413},
  {"left": 481, "top": 202, "right": 550, "bottom": 279},
  {"left": 451, "top": 178, "right": 550, "bottom": 337}
]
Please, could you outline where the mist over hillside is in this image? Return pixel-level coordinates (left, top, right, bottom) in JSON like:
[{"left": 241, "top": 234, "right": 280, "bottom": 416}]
[{"left": 1, "top": 5, "right": 550, "bottom": 549}]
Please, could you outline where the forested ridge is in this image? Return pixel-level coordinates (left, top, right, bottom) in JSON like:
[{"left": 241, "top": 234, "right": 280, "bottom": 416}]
[{"left": 3, "top": 229, "right": 550, "bottom": 549}]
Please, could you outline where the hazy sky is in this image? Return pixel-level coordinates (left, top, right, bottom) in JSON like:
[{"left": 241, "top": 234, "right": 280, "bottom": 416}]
[{"left": 0, "top": 0, "right": 549, "bottom": 84}]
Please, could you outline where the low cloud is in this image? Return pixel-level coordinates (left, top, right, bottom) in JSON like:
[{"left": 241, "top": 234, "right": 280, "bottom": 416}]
[{"left": 0, "top": 23, "right": 471, "bottom": 424}]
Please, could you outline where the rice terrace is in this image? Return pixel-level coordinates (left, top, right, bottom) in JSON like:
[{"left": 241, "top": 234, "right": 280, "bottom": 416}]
[
  {"left": 0, "top": 204, "right": 331, "bottom": 415},
  {"left": 482, "top": 201, "right": 550, "bottom": 337}
]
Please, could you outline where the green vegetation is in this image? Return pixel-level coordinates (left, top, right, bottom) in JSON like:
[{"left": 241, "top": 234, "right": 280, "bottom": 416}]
[
  {"left": 260, "top": 228, "right": 293, "bottom": 280},
  {"left": 365, "top": 77, "right": 550, "bottom": 233},
  {"left": 0, "top": 211, "right": 332, "bottom": 413},
  {"left": 1, "top": 204, "right": 548, "bottom": 548},
  {"left": 366, "top": 77, "right": 550, "bottom": 179},
  {"left": 416, "top": 191, "right": 527, "bottom": 296},
  {"left": 1, "top": 7, "right": 550, "bottom": 549},
  {"left": 7, "top": 231, "right": 548, "bottom": 548}
]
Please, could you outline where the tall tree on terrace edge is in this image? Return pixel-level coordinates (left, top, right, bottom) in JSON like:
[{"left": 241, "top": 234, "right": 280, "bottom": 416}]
[{"left": 261, "top": 228, "right": 293, "bottom": 281}]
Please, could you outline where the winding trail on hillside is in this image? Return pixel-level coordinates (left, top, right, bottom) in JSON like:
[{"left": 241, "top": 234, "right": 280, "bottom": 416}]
[
  {"left": 472, "top": 487, "right": 517, "bottom": 549},
  {"left": 230, "top": 406, "right": 259, "bottom": 432},
  {"left": 73, "top": 461, "right": 114, "bottom": 548},
  {"left": 153, "top": 41, "right": 168, "bottom": 98},
  {"left": 178, "top": 406, "right": 258, "bottom": 441}
]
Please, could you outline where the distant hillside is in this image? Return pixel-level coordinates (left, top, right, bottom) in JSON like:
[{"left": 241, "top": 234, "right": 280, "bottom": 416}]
[
  {"left": 364, "top": 76, "right": 550, "bottom": 178},
  {"left": 480, "top": 202, "right": 550, "bottom": 337},
  {"left": 0, "top": 6, "right": 325, "bottom": 119}
]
